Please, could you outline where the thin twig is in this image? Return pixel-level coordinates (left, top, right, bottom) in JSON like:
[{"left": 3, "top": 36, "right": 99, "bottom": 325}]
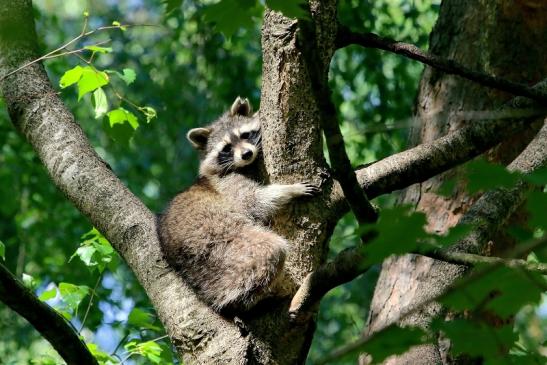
[
  {"left": 1, "top": 23, "right": 156, "bottom": 81},
  {"left": 79, "top": 272, "right": 103, "bottom": 333},
  {"left": 336, "top": 25, "right": 547, "bottom": 103}
]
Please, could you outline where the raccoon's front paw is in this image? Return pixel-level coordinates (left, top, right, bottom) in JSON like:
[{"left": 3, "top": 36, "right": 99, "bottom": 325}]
[{"left": 291, "top": 182, "right": 321, "bottom": 197}]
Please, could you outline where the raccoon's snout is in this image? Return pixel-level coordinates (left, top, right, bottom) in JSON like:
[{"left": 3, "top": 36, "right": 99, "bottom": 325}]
[{"left": 241, "top": 149, "right": 253, "bottom": 161}]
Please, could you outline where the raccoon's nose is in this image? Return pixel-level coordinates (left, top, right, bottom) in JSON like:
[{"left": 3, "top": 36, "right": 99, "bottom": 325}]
[{"left": 241, "top": 149, "right": 254, "bottom": 161}]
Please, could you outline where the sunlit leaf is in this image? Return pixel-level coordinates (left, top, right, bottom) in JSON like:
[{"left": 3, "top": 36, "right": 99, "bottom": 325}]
[
  {"left": 38, "top": 287, "right": 57, "bottom": 301},
  {"left": 87, "top": 343, "right": 117, "bottom": 363},
  {"left": 59, "top": 65, "right": 83, "bottom": 89},
  {"left": 58, "top": 282, "right": 89, "bottom": 314},
  {"left": 93, "top": 87, "right": 108, "bottom": 119},
  {"left": 71, "top": 228, "right": 115, "bottom": 273},
  {"left": 124, "top": 340, "right": 163, "bottom": 364},
  {"left": 107, "top": 108, "right": 139, "bottom": 129},
  {"left": 121, "top": 68, "right": 136, "bottom": 85},
  {"left": 140, "top": 106, "right": 157, "bottom": 123},
  {"left": 78, "top": 66, "right": 109, "bottom": 100},
  {"left": 22, "top": 273, "right": 37, "bottom": 289},
  {"left": 112, "top": 20, "right": 127, "bottom": 31},
  {"left": 84, "top": 45, "right": 113, "bottom": 54},
  {"left": 128, "top": 308, "right": 161, "bottom": 331}
]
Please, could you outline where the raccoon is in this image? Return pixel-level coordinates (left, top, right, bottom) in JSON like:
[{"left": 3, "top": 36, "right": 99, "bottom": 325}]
[{"left": 158, "top": 97, "right": 319, "bottom": 314}]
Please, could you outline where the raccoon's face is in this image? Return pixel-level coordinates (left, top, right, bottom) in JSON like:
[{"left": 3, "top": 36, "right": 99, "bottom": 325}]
[{"left": 187, "top": 97, "right": 261, "bottom": 176}]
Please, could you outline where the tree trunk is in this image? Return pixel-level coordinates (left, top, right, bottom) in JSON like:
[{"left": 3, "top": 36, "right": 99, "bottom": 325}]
[
  {"left": 363, "top": 1, "right": 547, "bottom": 364},
  {"left": 0, "top": 1, "right": 340, "bottom": 364}
]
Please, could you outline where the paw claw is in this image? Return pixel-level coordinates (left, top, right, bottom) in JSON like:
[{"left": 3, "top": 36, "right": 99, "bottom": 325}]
[{"left": 299, "top": 182, "right": 321, "bottom": 196}]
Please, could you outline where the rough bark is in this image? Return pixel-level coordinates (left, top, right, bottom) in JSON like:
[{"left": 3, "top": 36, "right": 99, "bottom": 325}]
[
  {"left": 362, "top": 1, "right": 547, "bottom": 364},
  {"left": 3, "top": 0, "right": 546, "bottom": 364},
  {"left": 0, "top": 1, "right": 339, "bottom": 364}
]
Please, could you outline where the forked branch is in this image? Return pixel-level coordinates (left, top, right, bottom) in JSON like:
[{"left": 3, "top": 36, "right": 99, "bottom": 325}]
[
  {"left": 328, "top": 79, "right": 547, "bottom": 218},
  {"left": 292, "top": 120, "right": 547, "bottom": 318}
]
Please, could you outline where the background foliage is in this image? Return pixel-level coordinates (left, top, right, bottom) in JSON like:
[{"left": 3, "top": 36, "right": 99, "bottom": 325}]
[{"left": 0, "top": 1, "right": 545, "bottom": 364}]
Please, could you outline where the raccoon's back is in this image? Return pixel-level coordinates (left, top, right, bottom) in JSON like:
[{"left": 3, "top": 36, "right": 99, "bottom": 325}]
[{"left": 158, "top": 178, "right": 250, "bottom": 269}]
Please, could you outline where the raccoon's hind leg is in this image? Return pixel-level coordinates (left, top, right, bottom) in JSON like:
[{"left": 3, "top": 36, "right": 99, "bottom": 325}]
[{"left": 205, "top": 226, "right": 288, "bottom": 313}]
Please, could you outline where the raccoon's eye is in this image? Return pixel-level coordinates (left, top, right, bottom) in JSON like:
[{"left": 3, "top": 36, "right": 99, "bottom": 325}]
[
  {"left": 240, "top": 132, "right": 250, "bottom": 139},
  {"left": 221, "top": 144, "right": 232, "bottom": 153}
]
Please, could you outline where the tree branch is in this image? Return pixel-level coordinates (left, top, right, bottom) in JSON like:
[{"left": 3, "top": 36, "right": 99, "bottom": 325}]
[
  {"left": 298, "top": 20, "right": 377, "bottom": 227},
  {"left": 0, "top": 2, "right": 247, "bottom": 362},
  {"left": 316, "top": 236, "right": 547, "bottom": 365},
  {"left": 328, "top": 84, "right": 547, "bottom": 217},
  {"left": 424, "top": 249, "right": 547, "bottom": 274},
  {"left": 0, "top": 263, "right": 98, "bottom": 365},
  {"left": 289, "top": 238, "right": 547, "bottom": 319},
  {"left": 293, "top": 120, "right": 547, "bottom": 318},
  {"left": 336, "top": 25, "right": 547, "bottom": 103}
]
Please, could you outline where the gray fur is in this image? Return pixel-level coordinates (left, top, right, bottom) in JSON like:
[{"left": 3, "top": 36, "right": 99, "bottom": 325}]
[{"left": 158, "top": 97, "right": 319, "bottom": 313}]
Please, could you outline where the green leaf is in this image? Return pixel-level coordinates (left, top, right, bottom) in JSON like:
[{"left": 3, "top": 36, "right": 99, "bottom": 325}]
[
  {"left": 70, "top": 245, "right": 96, "bottom": 267},
  {"left": 526, "top": 191, "right": 547, "bottom": 230},
  {"left": 30, "top": 355, "right": 59, "bottom": 365},
  {"left": 87, "top": 343, "right": 117, "bottom": 363},
  {"left": 128, "top": 308, "right": 161, "bottom": 331},
  {"left": 124, "top": 340, "right": 163, "bottom": 364},
  {"left": 71, "top": 228, "right": 114, "bottom": 273},
  {"left": 433, "top": 319, "right": 516, "bottom": 362},
  {"left": 59, "top": 65, "right": 83, "bottom": 88},
  {"left": 431, "top": 224, "right": 473, "bottom": 248},
  {"left": 266, "top": 0, "right": 309, "bottom": 19},
  {"left": 0, "top": 240, "right": 4, "bottom": 261},
  {"left": 523, "top": 166, "right": 547, "bottom": 186},
  {"left": 93, "top": 87, "right": 108, "bottom": 119},
  {"left": 163, "top": 0, "right": 183, "bottom": 14},
  {"left": 121, "top": 68, "right": 136, "bottom": 85},
  {"left": 112, "top": 20, "right": 127, "bottom": 31},
  {"left": 466, "top": 159, "right": 520, "bottom": 194},
  {"left": 359, "top": 206, "right": 429, "bottom": 265},
  {"left": 77, "top": 66, "right": 109, "bottom": 100},
  {"left": 104, "top": 108, "right": 139, "bottom": 145},
  {"left": 59, "top": 282, "right": 89, "bottom": 314},
  {"left": 203, "top": 0, "right": 257, "bottom": 37},
  {"left": 22, "top": 273, "right": 37, "bottom": 289},
  {"left": 140, "top": 106, "right": 157, "bottom": 123},
  {"left": 355, "top": 325, "right": 429, "bottom": 364},
  {"left": 107, "top": 108, "right": 139, "bottom": 129},
  {"left": 84, "top": 45, "right": 113, "bottom": 54},
  {"left": 441, "top": 266, "right": 545, "bottom": 318},
  {"left": 38, "top": 287, "right": 58, "bottom": 301}
]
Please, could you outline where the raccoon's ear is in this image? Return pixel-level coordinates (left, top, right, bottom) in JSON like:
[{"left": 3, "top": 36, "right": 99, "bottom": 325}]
[
  {"left": 230, "top": 96, "right": 253, "bottom": 117},
  {"left": 187, "top": 128, "right": 211, "bottom": 150}
]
